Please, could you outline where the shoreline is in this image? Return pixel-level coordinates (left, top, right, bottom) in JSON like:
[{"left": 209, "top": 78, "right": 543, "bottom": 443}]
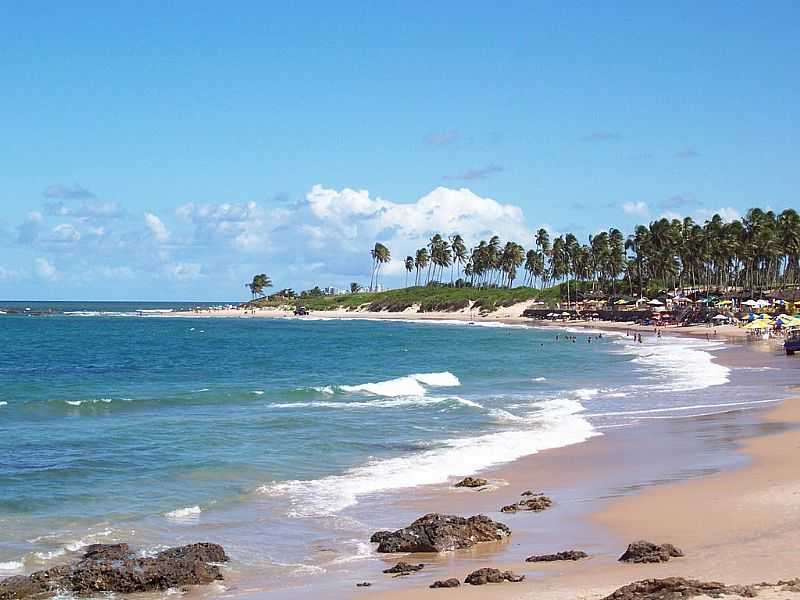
[{"left": 350, "top": 341, "right": 799, "bottom": 599}]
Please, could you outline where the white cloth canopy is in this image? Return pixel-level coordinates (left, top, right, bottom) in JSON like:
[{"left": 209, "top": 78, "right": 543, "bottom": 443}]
[
  {"left": 742, "top": 299, "right": 759, "bottom": 306},
  {"left": 648, "top": 299, "right": 664, "bottom": 306},
  {"left": 712, "top": 314, "right": 729, "bottom": 320}
]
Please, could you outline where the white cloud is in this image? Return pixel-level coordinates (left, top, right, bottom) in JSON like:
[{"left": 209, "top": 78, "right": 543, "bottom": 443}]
[
  {"left": 0, "top": 266, "right": 25, "bottom": 281},
  {"left": 35, "top": 257, "right": 60, "bottom": 281},
  {"left": 621, "top": 201, "right": 649, "bottom": 217},
  {"left": 45, "top": 200, "right": 123, "bottom": 220},
  {"left": 176, "top": 201, "right": 273, "bottom": 251},
  {"left": 144, "top": 212, "right": 170, "bottom": 242},
  {"left": 163, "top": 262, "right": 203, "bottom": 281},
  {"left": 51, "top": 223, "right": 81, "bottom": 243},
  {"left": 695, "top": 207, "right": 741, "bottom": 223}
]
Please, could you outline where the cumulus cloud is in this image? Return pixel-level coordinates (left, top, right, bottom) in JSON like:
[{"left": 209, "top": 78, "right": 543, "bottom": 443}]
[
  {"left": 696, "top": 207, "right": 741, "bottom": 223},
  {"left": 144, "top": 212, "right": 170, "bottom": 242},
  {"left": 50, "top": 223, "right": 81, "bottom": 243},
  {"left": 175, "top": 201, "right": 275, "bottom": 251},
  {"left": 442, "top": 164, "right": 504, "bottom": 181},
  {"left": 621, "top": 201, "right": 649, "bottom": 217},
  {"left": 43, "top": 184, "right": 95, "bottom": 200},
  {"left": 35, "top": 257, "right": 60, "bottom": 281},
  {"left": 423, "top": 130, "right": 460, "bottom": 146}
]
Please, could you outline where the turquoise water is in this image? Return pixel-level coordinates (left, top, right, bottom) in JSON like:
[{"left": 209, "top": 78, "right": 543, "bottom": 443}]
[{"left": 0, "top": 305, "right": 790, "bottom": 587}]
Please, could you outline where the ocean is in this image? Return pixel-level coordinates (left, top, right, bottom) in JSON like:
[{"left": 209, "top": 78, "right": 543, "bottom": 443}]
[{"left": 0, "top": 303, "right": 793, "bottom": 593}]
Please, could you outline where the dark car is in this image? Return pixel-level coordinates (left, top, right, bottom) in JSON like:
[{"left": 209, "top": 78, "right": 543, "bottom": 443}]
[{"left": 293, "top": 306, "right": 309, "bottom": 316}]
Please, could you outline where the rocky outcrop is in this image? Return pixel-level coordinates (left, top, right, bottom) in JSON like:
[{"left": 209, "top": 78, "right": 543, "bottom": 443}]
[
  {"left": 382, "top": 562, "right": 424, "bottom": 575},
  {"left": 355, "top": 582, "right": 372, "bottom": 587},
  {"left": 369, "top": 531, "right": 392, "bottom": 544},
  {"left": 464, "top": 568, "right": 525, "bottom": 585},
  {"left": 0, "top": 543, "right": 228, "bottom": 600},
  {"left": 430, "top": 578, "right": 461, "bottom": 588},
  {"left": 526, "top": 550, "right": 588, "bottom": 562},
  {"left": 501, "top": 493, "right": 553, "bottom": 513},
  {"left": 454, "top": 477, "right": 488, "bottom": 488},
  {"left": 601, "top": 578, "right": 758, "bottom": 600},
  {"left": 618, "top": 541, "right": 684, "bottom": 563},
  {"left": 372, "top": 513, "right": 511, "bottom": 553}
]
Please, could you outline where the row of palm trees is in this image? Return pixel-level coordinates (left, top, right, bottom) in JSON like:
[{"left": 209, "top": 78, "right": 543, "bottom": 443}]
[{"left": 370, "top": 207, "right": 800, "bottom": 297}]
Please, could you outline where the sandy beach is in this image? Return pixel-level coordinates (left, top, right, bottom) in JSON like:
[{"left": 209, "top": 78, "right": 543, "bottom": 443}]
[{"left": 345, "top": 347, "right": 799, "bottom": 599}]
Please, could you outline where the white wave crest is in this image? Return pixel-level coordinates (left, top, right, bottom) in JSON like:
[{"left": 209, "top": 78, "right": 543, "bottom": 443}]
[
  {"left": 270, "top": 395, "right": 481, "bottom": 411},
  {"left": 259, "top": 398, "right": 597, "bottom": 516},
  {"left": 252, "top": 390, "right": 265, "bottom": 395},
  {"left": 339, "top": 371, "right": 460, "bottom": 397},
  {"left": 532, "top": 377, "right": 547, "bottom": 382},
  {"left": 0, "top": 401, "right": 7, "bottom": 407},
  {"left": 164, "top": 506, "right": 202, "bottom": 522},
  {"left": 0, "top": 560, "right": 23, "bottom": 572},
  {"left": 622, "top": 338, "right": 730, "bottom": 392}
]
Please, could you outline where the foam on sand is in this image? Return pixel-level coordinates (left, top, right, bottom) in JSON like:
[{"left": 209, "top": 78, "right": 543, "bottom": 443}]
[{"left": 260, "top": 398, "right": 598, "bottom": 516}]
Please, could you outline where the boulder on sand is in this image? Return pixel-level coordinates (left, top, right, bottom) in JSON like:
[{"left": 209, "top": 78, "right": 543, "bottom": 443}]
[
  {"left": 382, "top": 562, "right": 424, "bottom": 575},
  {"left": 501, "top": 493, "right": 553, "bottom": 513},
  {"left": 454, "top": 477, "right": 488, "bottom": 488},
  {"left": 372, "top": 513, "right": 511, "bottom": 553},
  {"left": 601, "top": 578, "right": 757, "bottom": 600},
  {"left": 430, "top": 578, "right": 461, "bottom": 588},
  {"left": 464, "top": 568, "right": 525, "bottom": 585},
  {"left": 0, "top": 543, "right": 228, "bottom": 600},
  {"left": 526, "top": 550, "right": 588, "bottom": 562},
  {"left": 618, "top": 541, "right": 684, "bottom": 563}
]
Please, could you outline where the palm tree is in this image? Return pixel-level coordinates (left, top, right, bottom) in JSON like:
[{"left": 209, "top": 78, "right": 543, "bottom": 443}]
[
  {"left": 245, "top": 273, "right": 272, "bottom": 299},
  {"left": 414, "top": 247, "right": 429, "bottom": 286},
  {"left": 404, "top": 256, "right": 414, "bottom": 287},
  {"left": 451, "top": 234, "right": 467, "bottom": 283},
  {"left": 369, "top": 242, "right": 391, "bottom": 291},
  {"left": 350, "top": 282, "right": 361, "bottom": 293}
]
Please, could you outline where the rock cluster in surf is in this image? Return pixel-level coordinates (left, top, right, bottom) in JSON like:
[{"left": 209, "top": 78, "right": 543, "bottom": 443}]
[
  {"left": 0, "top": 543, "right": 227, "bottom": 600},
  {"left": 501, "top": 491, "right": 553, "bottom": 513},
  {"left": 618, "top": 540, "right": 684, "bottom": 563},
  {"left": 454, "top": 476, "right": 488, "bottom": 488},
  {"left": 370, "top": 513, "right": 511, "bottom": 553},
  {"left": 383, "top": 562, "right": 424, "bottom": 575}
]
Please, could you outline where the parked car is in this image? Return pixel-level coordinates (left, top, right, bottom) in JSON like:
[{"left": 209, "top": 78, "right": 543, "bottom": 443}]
[{"left": 293, "top": 306, "right": 309, "bottom": 316}]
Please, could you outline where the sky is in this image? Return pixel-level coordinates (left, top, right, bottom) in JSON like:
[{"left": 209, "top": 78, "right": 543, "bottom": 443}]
[{"left": 0, "top": 1, "right": 798, "bottom": 301}]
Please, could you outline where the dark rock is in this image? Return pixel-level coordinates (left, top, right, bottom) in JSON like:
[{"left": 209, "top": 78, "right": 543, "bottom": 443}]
[
  {"left": 430, "top": 578, "right": 461, "bottom": 588},
  {"left": 778, "top": 579, "right": 800, "bottom": 592},
  {"left": 500, "top": 495, "right": 553, "bottom": 513},
  {"left": 0, "top": 543, "right": 228, "bottom": 600},
  {"left": 81, "top": 544, "right": 132, "bottom": 561},
  {"left": 520, "top": 490, "right": 543, "bottom": 496},
  {"left": 619, "top": 541, "right": 684, "bottom": 563},
  {"left": 373, "top": 513, "right": 511, "bottom": 553},
  {"left": 454, "top": 477, "right": 488, "bottom": 488},
  {"left": 356, "top": 582, "right": 372, "bottom": 587},
  {"left": 382, "top": 562, "right": 424, "bottom": 574},
  {"left": 526, "top": 550, "right": 588, "bottom": 562},
  {"left": 520, "top": 495, "right": 553, "bottom": 511},
  {"left": 601, "top": 578, "right": 757, "bottom": 600},
  {"left": 369, "top": 531, "right": 392, "bottom": 544},
  {"left": 464, "top": 568, "right": 525, "bottom": 585}
]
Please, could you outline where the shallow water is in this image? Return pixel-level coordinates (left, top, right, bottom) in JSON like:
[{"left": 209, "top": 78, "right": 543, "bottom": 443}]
[{"left": 0, "top": 307, "right": 795, "bottom": 593}]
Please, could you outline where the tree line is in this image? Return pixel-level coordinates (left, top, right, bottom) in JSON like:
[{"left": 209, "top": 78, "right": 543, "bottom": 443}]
[{"left": 380, "top": 207, "right": 800, "bottom": 298}]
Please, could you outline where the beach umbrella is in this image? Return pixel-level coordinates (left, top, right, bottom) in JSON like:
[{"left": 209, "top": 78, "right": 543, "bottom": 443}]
[
  {"left": 647, "top": 299, "right": 664, "bottom": 306},
  {"left": 614, "top": 299, "right": 629, "bottom": 305},
  {"left": 712, "top": 314, "right": 728, "bottom": 321},
  {"left": 561, "top": 311, "right": 570, "bottom": 316},
  {"left": 717, "top": 300, "right": 733, "bottom": 306},
  {"left": 755, "top": 299, "right": 771, "bottom": 308},
  {"left": 742, "top": 299, "right": 759, "bottom": 307}
]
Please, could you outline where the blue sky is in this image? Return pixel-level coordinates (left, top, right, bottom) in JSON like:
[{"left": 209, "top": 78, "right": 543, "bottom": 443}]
[{"left": 1, "top": 1, "right": 798, "bottom": 300}]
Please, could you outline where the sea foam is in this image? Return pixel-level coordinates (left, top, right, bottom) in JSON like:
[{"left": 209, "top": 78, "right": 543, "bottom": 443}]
[
  {"left": 259, "top": 398, "right": 598, "bottom": 516},
  {"left": 338, "top": 371, "right": 460, "bottom": 397},
  {"left": 164, "top": 506, "right": 202, "bottom": 522}
]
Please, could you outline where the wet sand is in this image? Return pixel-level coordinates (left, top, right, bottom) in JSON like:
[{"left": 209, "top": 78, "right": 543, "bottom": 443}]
[{"left": 350, "top": 344, "right": 800, "bottom": 599}]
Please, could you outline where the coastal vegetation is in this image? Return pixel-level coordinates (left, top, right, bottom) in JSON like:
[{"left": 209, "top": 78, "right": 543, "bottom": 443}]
[{"left": 246, "top": 208, "right": 800, "bottom": 310}]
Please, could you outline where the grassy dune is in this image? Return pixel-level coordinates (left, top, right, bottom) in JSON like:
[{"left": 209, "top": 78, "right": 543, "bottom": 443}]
[{"left": 246, "top": 285, "right": 561, "bottom": 314}]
